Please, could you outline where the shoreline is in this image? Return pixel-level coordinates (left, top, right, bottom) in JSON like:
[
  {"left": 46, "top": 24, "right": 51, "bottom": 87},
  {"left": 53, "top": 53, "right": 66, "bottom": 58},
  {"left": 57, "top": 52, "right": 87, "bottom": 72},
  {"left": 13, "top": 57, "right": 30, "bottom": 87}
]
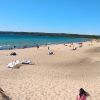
[{"left": 0, "top": 39, "right": 91, "bottom": 51}]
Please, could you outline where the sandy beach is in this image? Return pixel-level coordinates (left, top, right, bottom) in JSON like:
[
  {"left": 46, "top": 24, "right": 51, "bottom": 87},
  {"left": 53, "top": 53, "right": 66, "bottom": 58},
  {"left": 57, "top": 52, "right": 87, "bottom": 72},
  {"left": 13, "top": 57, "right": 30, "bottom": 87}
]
[{"left": 0, "top": 40, "right": 100, "bottom": 100}]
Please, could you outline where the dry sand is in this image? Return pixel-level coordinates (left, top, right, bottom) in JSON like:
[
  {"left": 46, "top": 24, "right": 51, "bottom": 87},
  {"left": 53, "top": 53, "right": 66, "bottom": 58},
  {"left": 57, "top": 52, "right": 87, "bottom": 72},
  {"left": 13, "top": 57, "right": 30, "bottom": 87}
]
[{"left": 0, "top": 40, "right": 100, "bottom": 100}]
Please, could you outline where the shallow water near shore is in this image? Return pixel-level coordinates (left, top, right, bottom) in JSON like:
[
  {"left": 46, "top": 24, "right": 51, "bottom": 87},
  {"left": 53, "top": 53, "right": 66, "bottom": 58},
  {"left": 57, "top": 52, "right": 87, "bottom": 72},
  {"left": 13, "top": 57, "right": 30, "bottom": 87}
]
[{"left": 0, "top": 33, "right": 88, "bottom": 50}]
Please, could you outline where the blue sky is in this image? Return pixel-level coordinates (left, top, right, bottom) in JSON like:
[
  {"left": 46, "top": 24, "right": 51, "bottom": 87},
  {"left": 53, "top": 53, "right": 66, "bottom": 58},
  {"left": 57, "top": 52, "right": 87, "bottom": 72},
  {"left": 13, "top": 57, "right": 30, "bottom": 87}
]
[{"left": 0, "top": 0, "right": 100, "bottom": 35}]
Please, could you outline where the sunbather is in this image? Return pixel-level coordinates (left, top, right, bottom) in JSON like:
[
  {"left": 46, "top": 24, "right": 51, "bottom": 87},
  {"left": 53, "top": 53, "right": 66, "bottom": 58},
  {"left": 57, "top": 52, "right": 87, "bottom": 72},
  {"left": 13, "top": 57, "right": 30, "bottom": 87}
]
[{"left": 10, "top": 52, "right": 17, "bottom": 56}]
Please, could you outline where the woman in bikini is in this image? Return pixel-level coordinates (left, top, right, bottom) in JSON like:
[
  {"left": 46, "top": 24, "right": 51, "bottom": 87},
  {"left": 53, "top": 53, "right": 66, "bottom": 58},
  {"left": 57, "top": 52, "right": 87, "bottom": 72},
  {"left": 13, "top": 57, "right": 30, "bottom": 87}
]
[{"left": 76, "top": 88, "right": 90, "bottom": 100}]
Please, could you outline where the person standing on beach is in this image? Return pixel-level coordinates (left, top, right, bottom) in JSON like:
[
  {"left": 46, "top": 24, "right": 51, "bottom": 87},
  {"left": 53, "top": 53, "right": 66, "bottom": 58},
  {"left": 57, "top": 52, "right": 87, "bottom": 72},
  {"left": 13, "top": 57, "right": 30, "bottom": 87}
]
[
  {"left": 76, "top": 88, "right": 90, "bottom": 100},
  {"left": 48, "top": 46, "right": 50, "bottom": 50},
  {"left": 36, "top": 44, "right": 39, "bottom": 49}
]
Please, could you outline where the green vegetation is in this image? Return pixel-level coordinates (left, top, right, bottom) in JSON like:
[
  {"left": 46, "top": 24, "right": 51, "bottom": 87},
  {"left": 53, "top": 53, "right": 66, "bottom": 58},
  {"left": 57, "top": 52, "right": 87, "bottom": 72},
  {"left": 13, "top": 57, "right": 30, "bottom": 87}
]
[{"left": 0, "top": 31, "right": 100, "bottom": 39}]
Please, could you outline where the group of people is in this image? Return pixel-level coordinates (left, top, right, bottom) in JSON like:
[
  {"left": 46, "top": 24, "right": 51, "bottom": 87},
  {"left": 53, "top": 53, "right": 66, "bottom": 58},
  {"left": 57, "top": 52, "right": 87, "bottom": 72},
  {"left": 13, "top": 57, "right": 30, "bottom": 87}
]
[{"left": 64, "top": 42, "right": 83, "bottom": 51}]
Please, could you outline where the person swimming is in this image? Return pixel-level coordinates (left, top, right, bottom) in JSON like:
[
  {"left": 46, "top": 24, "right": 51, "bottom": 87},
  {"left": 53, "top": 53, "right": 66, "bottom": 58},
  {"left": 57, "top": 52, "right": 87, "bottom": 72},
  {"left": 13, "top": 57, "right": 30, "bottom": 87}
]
[{"left": 76, "top": 88, "right": 90, "bottom": 100}]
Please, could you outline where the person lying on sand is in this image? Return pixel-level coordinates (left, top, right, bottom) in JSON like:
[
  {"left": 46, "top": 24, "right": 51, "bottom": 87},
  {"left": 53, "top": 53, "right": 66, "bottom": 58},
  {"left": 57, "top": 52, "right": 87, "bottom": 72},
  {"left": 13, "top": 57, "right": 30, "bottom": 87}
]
[
  {"left": 10, "top": 52, "right": 17, "bottom": 56},
  {"left": 72, "top": 46, "right": 77, "bottom": 50},
  {"left": 76, "top": 88, "right": 90, "bottom": 100}
]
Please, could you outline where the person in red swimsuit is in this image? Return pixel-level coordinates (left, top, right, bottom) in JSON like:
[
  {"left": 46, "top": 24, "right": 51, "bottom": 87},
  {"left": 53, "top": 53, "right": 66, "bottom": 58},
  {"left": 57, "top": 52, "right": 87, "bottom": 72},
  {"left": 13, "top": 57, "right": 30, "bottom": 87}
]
[{"left": 76, "top": 88, "right": 90, "bottom": 100}]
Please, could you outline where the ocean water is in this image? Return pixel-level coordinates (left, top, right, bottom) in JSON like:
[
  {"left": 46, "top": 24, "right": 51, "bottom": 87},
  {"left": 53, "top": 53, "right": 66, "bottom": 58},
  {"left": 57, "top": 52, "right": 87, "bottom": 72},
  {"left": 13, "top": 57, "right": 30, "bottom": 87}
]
[{"left": 0, "top": 33, "right": 88, "bottom": 50}]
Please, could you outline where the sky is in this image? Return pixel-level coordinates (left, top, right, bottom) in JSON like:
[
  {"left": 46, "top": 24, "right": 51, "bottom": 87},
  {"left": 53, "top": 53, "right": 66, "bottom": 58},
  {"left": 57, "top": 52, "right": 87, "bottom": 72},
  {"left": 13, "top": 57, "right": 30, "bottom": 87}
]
[{"left": 0, "top": 0, "right": 100, "bottom": 35}]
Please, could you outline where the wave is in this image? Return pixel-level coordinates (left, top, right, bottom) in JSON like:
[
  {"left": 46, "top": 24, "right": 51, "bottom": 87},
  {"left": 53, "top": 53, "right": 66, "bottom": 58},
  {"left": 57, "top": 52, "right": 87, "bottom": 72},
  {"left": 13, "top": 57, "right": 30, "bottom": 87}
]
[{"left": 0, "top": 45, "right": 12, "bottom": 50}]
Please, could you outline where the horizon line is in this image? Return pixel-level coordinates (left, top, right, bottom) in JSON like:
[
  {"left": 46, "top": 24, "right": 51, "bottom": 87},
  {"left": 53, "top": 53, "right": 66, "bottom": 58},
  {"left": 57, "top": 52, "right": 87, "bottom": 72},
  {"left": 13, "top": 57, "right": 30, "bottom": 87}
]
[{"left": 0, "top": 30, "right": 99, "bottom": 36}]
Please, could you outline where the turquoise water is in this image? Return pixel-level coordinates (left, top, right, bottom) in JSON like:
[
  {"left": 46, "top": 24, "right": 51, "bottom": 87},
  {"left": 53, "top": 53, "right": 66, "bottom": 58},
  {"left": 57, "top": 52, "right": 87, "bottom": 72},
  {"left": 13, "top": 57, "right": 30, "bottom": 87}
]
[{"left": 0, "top": 33, "right": 88, "bottom": 50}]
